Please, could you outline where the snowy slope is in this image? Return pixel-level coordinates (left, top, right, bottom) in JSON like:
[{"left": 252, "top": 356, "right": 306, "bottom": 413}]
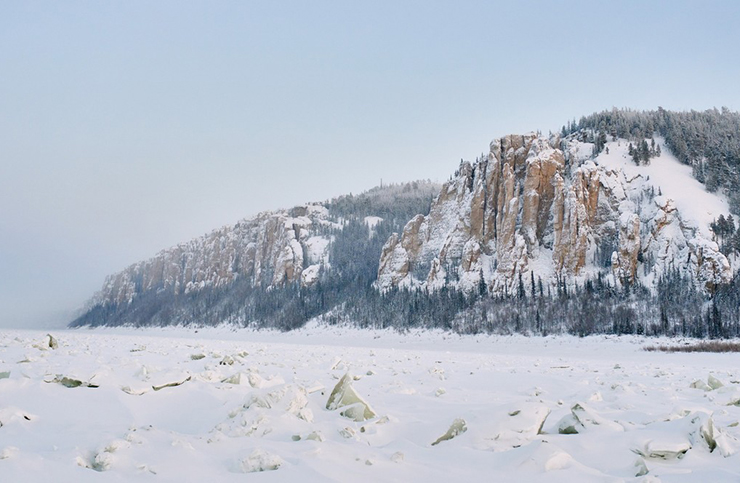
[{"left": 594, "top": 138, "right": 730, "bottom": 238}]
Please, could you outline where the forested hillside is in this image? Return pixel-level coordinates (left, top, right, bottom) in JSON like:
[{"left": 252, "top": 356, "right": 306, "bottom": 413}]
[
  {"left": 565, "top": 107, "right": 740, "bottom": 212},
  {"left": 72, "top": 109, "right": 740, "bottom": 338},
  {"left": 70, "top": 181, "right": 440, "bottom": 329}
]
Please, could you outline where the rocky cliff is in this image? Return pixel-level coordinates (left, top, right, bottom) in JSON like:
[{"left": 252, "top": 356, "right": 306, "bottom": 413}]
[
  {"left": 80, "top": 181, "right": 441, "bottom": 321},
  {"left": 72, "top": 110, "right": 740, "bottom": 333},
  {"left": 90, "top": 204, "right": 335, "bottom": 308},
  {"left": 376, "top": 133, "right": 732, "bottom": 295}
]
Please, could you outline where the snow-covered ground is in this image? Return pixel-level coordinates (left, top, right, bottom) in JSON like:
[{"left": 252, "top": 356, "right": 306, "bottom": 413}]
[{"left": 1, "top": 326, "right": 739, "bottom": 482}]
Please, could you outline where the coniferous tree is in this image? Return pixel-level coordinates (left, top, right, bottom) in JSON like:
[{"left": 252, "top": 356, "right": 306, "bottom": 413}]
[{"left": 640, "top": 139, "right": 650, "bottom": 165}]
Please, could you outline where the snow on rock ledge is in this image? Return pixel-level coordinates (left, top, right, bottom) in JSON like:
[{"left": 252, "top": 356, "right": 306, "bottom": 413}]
[
  {"left": 377, "top": 133, "right": 732, "bottom": 295},
  {"left": 89, "top": 204, "right": 333, "bottom": 308}
]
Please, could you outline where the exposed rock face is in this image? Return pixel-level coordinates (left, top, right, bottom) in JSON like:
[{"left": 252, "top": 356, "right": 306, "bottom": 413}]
[
  {"left": 377, "top": 133, "right": 732, "bottom": 294},
  {"left": 612, "top": 213, "right": 641, "bottom": 284},
  {"left": 690, "top": 238, "right": 732, "bottom": 293},
  {"left": 91, "top": 204, "right": 334, "bottom": 307},
  {"left": 84, "top": 130, "right": 734, "bottom": 322}
]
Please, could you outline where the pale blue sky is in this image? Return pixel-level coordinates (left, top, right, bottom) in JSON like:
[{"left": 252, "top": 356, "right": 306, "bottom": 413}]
[{"left": 2, "top": 1, "right": 740, "bottom": 327}]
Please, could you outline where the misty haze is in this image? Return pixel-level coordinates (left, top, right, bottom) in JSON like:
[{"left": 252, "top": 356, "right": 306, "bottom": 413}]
[{"left": 2, "top": 2, "right": 740, "bottom": 481}]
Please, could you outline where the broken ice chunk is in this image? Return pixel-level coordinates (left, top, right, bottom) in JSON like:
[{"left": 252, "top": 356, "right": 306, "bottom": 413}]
[
  {"left": 32, "top": 334, "right": 58, "bottom": 351},
  {"left": 690, "top": 379, "right": 712, "bottom": 391},
  {"left": 242, "top": 393, "right": 272, "bottom": 410},
  {"left": 499, "top": 404, "right": 551, "bottom": 439},
  {"left": 340, "top": 403, "right": 372, "bottom": 422},
  {"left": 78, "top": 448, "right": 116, "bottom": 472},
  {"left": 239, "top": 449, "right": 283, "bottom": 472},
  {"left": 305, "top": 431, "right": 324, "bottom": 442},
  {"left": 431, "top": 418, "right": 467, "bottom": 446},
  {"left": 47, "top": 334, "right": 58, "bottom": 349},
  {"left": 635, "top": 439, "right": 691, "bottom": 460},
  {"left": 557, "top": 403, "right": 623, "bottom": 434},
  {"left": 359, "top": 415, "right": 391, "bottom": 435},
  {"left": 326, "top": 373, "right": 376, "bottom": 422},
  {"left": 121, "top": 384, "right": 150, "bottom": 396},
  {"left": 248, "top": 372, "right": 267, "bottom": 388},
  {"left": 708, "top": 374, "right": 724, "bottom": 390},
  {"left": 152, "top": 374, "right": 191, "bottom": 391},
  {"left": 304, "top": 382, "right": 325, "bottom": 394},
  {"left": 93, "top": 451, "right": 114, "bottom": 472},
  {"left": 329, "top": 357, "right": 345, "bottom": 371},
  {"left": 557, "top": 414, "right": 581, "bottom": 435},
  {"left": 46, "top": 375, "right": 99, "bottom": 389},
  {"left": 221, "top": 373, "right": 243, "bottom": 385},
  {"left": 634, "top": 457, "right": 649, "bottom": 476},
  {"left": 339, "top": 427, "right": 356, "bottom": 439},
  {"left": 690, "top": 411, "right": 737, "bottom": 457}
]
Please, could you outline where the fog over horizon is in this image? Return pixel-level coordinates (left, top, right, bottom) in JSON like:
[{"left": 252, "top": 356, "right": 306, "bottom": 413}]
[{"left": 2, "top": 1, "right": 740, "bottom": 328}]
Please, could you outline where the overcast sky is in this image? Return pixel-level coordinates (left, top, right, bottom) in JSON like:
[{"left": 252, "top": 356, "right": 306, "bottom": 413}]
[{"left": 2, "top": 1, "right": 740, "bottom": 328}]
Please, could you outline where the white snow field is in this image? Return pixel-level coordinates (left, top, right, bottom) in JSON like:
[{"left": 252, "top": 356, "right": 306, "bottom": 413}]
[
  {"left": 593, "top": 137, "right": 730, "bottom": 238},
  {"left": 1, "top": 326, "right": 739, "bottom": 482}
]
